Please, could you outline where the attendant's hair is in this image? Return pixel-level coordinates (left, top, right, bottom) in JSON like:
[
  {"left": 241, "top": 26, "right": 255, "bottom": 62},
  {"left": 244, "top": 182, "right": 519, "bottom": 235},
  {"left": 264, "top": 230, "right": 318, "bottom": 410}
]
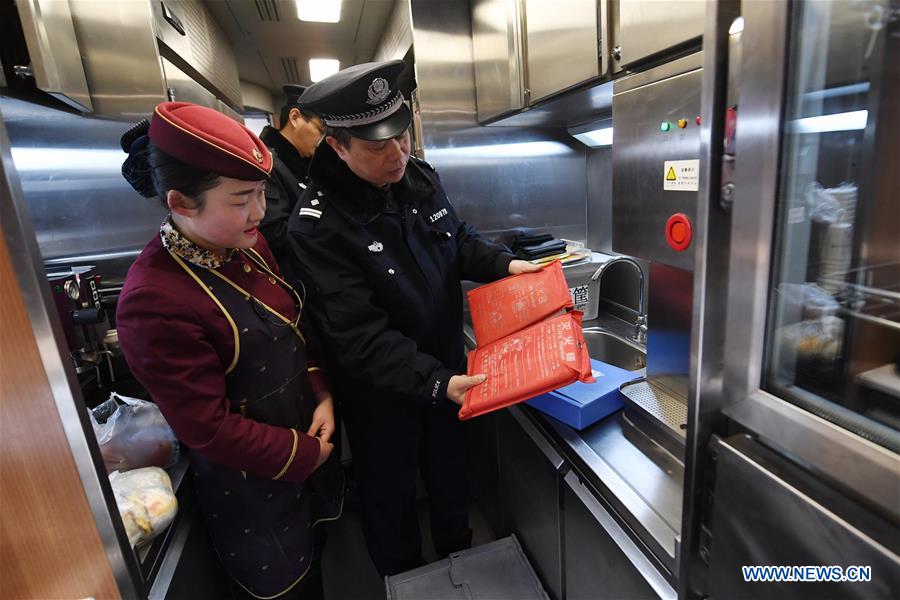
[
  {"left": 121, "top": 120, "right": 219, "bottom": 208},
  {"left": 324, "top": 125, "right": 353, "bottom": 149}
]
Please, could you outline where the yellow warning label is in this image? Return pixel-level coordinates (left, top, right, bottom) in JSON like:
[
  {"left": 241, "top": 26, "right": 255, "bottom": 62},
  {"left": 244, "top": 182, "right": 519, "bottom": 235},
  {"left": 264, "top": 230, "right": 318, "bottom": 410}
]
[{"left": 666, "top": 166, "right": 677, "bottom": 181}]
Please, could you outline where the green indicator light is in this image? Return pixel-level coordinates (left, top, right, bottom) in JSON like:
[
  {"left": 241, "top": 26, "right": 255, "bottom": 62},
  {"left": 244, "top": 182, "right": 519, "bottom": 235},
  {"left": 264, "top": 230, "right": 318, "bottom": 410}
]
[{"left": 660, "top": 121, "right": 671, "bottom": 132}]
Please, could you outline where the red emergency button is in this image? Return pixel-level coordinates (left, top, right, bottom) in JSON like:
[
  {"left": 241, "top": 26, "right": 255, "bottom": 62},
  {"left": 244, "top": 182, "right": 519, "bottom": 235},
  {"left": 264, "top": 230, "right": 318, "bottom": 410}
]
[{"left": 665, "top": 213, "right": 693, "bottom": 251}]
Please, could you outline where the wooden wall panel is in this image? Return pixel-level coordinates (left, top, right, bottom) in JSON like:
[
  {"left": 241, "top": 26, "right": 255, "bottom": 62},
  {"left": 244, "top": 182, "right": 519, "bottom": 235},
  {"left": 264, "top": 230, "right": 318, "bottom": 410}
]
[{"left": 0, "top": 229, "right": 120, "bottom": 598}]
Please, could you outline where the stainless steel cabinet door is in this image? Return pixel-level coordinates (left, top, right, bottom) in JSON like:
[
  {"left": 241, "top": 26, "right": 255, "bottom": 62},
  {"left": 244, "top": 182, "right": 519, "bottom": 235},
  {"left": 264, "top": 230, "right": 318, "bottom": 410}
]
[
  {"left": 472, "top": 0, "right": 527, "bottom": 122},
  {"left": 563, "top": 471, "right": 674, "bottom": 600},
  {"left": 524, "top": 0, "right": 600, "bottom": 103},
  {"left": 498, "top": 407, "right": 564, "bottom": 599},
  {"left": 614, "top": 0, "right": 706, "bottom": 68}
]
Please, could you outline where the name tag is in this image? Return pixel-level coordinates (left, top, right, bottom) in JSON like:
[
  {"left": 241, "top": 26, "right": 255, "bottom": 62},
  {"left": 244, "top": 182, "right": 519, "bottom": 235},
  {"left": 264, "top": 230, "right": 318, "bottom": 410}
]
[{"left": 429, "top": 208, "right": 448, "bottom": 223}]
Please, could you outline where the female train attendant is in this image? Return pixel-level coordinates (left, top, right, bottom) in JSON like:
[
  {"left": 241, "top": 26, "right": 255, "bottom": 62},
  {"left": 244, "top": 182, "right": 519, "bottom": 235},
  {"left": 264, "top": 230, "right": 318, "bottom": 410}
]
[{"left": 116, "top": 102, "right": 343, "bottom": 599}]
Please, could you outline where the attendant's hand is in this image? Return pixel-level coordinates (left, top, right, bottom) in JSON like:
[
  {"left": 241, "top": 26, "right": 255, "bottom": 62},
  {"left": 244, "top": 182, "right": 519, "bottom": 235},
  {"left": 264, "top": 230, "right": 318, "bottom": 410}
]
[
  {"left": 307, "top": 394, "right": 335, "bottom": 443},
  {"left": 508, "top": 259, "right": 544, "bottom": 275},
  {"left": 313, "top": 436, "right": 334, "bottom": 470},
  {"left": 447, "top": 373, "right": 487, "bottom": 405}
]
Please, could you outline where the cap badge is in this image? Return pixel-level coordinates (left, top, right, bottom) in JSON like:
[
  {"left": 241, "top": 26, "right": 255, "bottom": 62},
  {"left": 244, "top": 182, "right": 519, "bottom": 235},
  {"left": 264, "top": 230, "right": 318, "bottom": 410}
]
[
  {"left": 368, "top": 241, "right": 384, "bottom": 254},
  {"left": 366, "top": 77, "right": 391, "bottom": 106},
  {"left": 252, "top": 147, "right": 264, "bottom": 163}
]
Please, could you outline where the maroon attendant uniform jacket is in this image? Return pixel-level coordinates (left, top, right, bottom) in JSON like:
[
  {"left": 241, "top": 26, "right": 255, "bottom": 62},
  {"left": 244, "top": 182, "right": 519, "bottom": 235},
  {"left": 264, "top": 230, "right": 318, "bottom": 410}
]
[{"left": 117, "top": 233, "right": 324, "bottom": 482}]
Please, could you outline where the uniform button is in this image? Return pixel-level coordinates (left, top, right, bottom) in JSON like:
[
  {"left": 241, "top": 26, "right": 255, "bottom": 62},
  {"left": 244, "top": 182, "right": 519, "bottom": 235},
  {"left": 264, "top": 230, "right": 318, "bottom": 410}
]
[
  {"left": 243, "top": 264, "right": 251, "bottom": 273},
  {"left": 268, "top": 276, "right": 276, "bottom": 284},
  {"left": 388, "top": 268, "right": 395, "bottom": 275},
  {"left": 412, "top": 208, "right": 418, "bottom": 215}
]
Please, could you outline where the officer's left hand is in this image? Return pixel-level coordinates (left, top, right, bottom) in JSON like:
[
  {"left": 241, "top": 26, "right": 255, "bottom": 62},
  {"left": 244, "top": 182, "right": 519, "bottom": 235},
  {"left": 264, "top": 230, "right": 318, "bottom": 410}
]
[
  {"left": 508, "top": 259, "right": 544, "bottom": 275},
  {"left": 307, "top": 393, "right": 335, "bottom": 443}
]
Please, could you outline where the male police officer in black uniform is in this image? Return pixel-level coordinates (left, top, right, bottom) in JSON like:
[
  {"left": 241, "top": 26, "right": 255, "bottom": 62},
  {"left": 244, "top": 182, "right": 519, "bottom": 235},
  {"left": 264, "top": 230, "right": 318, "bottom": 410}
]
[
  {"left": 259, "top": 85, "right": 324, "bottom": 272},
  {"left": 285, "top": 60, "right": 540, "bottom": 577}
]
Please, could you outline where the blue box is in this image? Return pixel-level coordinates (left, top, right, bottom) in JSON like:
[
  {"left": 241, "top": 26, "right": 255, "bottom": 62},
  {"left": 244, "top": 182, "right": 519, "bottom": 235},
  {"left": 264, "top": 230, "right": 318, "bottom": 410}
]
[{"left": 526, "top": 359, "right": 639, "bottom": 430}]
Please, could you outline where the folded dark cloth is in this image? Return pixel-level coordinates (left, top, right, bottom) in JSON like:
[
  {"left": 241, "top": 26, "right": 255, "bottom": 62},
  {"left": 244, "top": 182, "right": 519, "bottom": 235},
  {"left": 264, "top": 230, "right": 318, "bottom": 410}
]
[
  {"left": 511, "top": 233, "right": 554, "bottom": 252},
  {"left": 515, "top": 239, "right": 567, "bottom": 260}
]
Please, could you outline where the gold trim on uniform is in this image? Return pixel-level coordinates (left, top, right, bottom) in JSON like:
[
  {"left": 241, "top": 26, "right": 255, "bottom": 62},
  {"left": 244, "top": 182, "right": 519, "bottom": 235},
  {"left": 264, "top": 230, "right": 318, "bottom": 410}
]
[
  {"left": 168, "top": 251, "right": 241, "bottom": 374},
  {"left": 272, "top": 429, "right": 299, "bottom": 481}
]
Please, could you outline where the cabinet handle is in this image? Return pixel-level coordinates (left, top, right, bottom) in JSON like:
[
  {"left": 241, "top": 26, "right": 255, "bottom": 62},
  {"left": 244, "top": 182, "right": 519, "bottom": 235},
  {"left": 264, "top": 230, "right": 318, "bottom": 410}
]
[{"left": 563, "top": 471, "right": 676, "bottom": 600}]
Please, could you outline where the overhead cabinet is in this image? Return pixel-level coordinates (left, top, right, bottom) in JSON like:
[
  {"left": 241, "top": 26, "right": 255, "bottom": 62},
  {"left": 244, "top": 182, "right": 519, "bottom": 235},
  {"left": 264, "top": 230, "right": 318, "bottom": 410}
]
[
  {"left": 472, "top": 0, "right": 605, "bottom": 122},
  {"left": 471, "top": 0, "right": 706, "bottom": 123}
]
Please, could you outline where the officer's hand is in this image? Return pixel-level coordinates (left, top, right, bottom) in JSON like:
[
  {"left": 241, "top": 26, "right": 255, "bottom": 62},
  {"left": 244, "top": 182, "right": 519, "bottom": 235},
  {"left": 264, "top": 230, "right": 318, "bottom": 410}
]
[
  {"left": 508, "top": 259, "right": 544, "bottom": 275},
  {"left": 447, "top": 373, "right": 487, "bottom": 405},
  {"left": 313, "top": 435, "right": 334, "bottom": 471}
]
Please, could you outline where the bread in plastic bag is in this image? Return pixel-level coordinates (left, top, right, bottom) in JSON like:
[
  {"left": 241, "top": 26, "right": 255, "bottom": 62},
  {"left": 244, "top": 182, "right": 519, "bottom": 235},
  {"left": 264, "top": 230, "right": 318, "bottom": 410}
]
[
  {"left": 109, "top": 467, "right": 178, "bottom": 547},
  {"left": 88, "top": 393, "right": 179, "bottom": 472}
]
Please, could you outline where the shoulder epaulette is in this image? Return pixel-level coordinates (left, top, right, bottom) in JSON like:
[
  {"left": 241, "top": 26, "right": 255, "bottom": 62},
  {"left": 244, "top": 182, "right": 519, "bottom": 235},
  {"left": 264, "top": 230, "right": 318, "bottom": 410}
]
[{"left": 297, "top": 188, "right": 327, "bottom": 221}]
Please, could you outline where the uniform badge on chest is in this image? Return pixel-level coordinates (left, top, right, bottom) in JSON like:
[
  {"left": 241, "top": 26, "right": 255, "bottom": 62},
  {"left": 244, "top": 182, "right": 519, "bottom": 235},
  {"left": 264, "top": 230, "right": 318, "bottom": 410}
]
[{"left": 368, "top": 241, "right": 384, "bottom": 254}]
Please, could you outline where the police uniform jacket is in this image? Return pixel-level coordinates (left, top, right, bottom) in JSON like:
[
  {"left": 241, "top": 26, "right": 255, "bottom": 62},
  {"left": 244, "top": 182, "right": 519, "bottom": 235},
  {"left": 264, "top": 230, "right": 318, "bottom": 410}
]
[
  {"left": 286, "top": 143, "right": 515, "bottom": 404},
  {"left": 259, "top": 125, "right": 311, "bottom": 272}
]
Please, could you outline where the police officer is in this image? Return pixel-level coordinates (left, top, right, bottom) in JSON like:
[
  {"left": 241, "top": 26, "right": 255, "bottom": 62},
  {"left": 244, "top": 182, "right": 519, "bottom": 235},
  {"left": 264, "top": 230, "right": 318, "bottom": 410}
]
[
  {"left": 259, "top": 85, "right": 324, "bottom": 272},
  {"left": 285, "top": 60, "right": 540, "bottom": 576}
]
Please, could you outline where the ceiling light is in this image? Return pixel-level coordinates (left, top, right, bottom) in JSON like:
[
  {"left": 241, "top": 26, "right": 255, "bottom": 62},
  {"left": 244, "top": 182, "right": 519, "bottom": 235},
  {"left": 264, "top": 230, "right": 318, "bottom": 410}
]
[
  {"left": 309, "top": 59, "right": 340, "bottom": 82},
  {"left": 297, "top": 0, "right": 341, "bottom": 23}
]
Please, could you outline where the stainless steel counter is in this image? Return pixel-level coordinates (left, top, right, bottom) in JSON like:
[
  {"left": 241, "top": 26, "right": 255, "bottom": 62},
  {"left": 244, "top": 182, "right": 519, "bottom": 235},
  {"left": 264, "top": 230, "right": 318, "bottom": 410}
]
[
  {"left": 532, "top": 407, "right": 683, "bottom": 572},
  {"left": 463, "top": 279, "right": 684, "bottom": 593},
  {"left": 533, "top": 314, "right": 683, "bottom": 575}
]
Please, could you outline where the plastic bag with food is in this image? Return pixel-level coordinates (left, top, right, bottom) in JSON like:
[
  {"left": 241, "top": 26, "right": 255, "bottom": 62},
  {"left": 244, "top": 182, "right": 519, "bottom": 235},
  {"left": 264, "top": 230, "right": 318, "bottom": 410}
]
[
  {"left": 89, "top": 393, "right": 179, "bottom": 472},
  {"left": 109, "top": 467, "right": 178, "bottom": 547}
]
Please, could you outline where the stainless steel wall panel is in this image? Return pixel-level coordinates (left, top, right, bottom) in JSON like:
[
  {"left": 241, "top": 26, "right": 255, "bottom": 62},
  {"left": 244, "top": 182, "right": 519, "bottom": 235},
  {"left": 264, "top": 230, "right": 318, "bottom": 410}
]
[
  {"left": 410, "top": 0, "right": 588, "bottom": 246},
  {"left": 15, "top": 0, "right": 93, "bottom": 112},
  {"left": 2, "top": 97, "right": 165, "bottom": 280},
  {"left": 524, "top": 0, "right": 600, "bottom": 102},
  {"left": 615, "top": 0, "right": 705, "bottom": 68},
  {"left": 471, "top": 0, "right": 526, "bottom": 122},
  {"left": 586, "top": 146, "right": 612, "bottom": 253},
  {"left": 612, "top": 57, "right": 702, "bottom": 271},
  {"left": 646, "top": 262, "right": 693, "bottom": 400}
]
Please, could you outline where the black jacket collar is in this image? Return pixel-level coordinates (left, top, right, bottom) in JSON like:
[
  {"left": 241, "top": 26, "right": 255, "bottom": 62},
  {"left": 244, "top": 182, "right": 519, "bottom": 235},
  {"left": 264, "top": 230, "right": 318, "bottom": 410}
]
[
  {"left": 259, "top": 125, "right": 311, "bottom": 181},
  {"left": 309, "top": 141, "right": 436, "bottom": 224}
]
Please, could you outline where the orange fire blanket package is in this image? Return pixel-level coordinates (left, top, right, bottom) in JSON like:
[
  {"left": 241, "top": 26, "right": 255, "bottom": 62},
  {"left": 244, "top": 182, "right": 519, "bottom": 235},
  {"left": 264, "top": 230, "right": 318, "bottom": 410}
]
[
  {"left": 467, "top": 260, "right": 573, "bottom": 346},
  {"left": 459, "top": 311, "right": 594, "bottom": 420}
]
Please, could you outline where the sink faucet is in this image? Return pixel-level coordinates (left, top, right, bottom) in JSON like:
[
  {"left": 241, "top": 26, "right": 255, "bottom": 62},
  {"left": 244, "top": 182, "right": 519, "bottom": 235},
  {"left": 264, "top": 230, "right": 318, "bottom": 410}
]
[{"left": 591, "top": 256, "right": 647, "bottom": 343}]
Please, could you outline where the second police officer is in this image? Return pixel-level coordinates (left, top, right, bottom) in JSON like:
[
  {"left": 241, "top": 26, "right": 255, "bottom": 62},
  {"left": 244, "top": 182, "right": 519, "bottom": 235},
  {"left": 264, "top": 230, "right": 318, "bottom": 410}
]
[{"left": 284, "top": 60, "right": 541, "bottom": 576}]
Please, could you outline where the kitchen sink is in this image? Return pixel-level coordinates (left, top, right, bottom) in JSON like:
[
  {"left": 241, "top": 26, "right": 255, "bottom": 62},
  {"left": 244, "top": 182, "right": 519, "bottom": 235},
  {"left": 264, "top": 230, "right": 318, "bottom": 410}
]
[{"left": 581, "top": 327, "right": 646, "bottom": 371}]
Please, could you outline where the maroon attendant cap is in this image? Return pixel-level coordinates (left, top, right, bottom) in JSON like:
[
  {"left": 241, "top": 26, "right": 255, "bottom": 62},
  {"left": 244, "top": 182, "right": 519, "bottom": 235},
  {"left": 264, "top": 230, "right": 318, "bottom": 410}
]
[{"left": 148, "top": 102, "right": 272, "bottom": 180}]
